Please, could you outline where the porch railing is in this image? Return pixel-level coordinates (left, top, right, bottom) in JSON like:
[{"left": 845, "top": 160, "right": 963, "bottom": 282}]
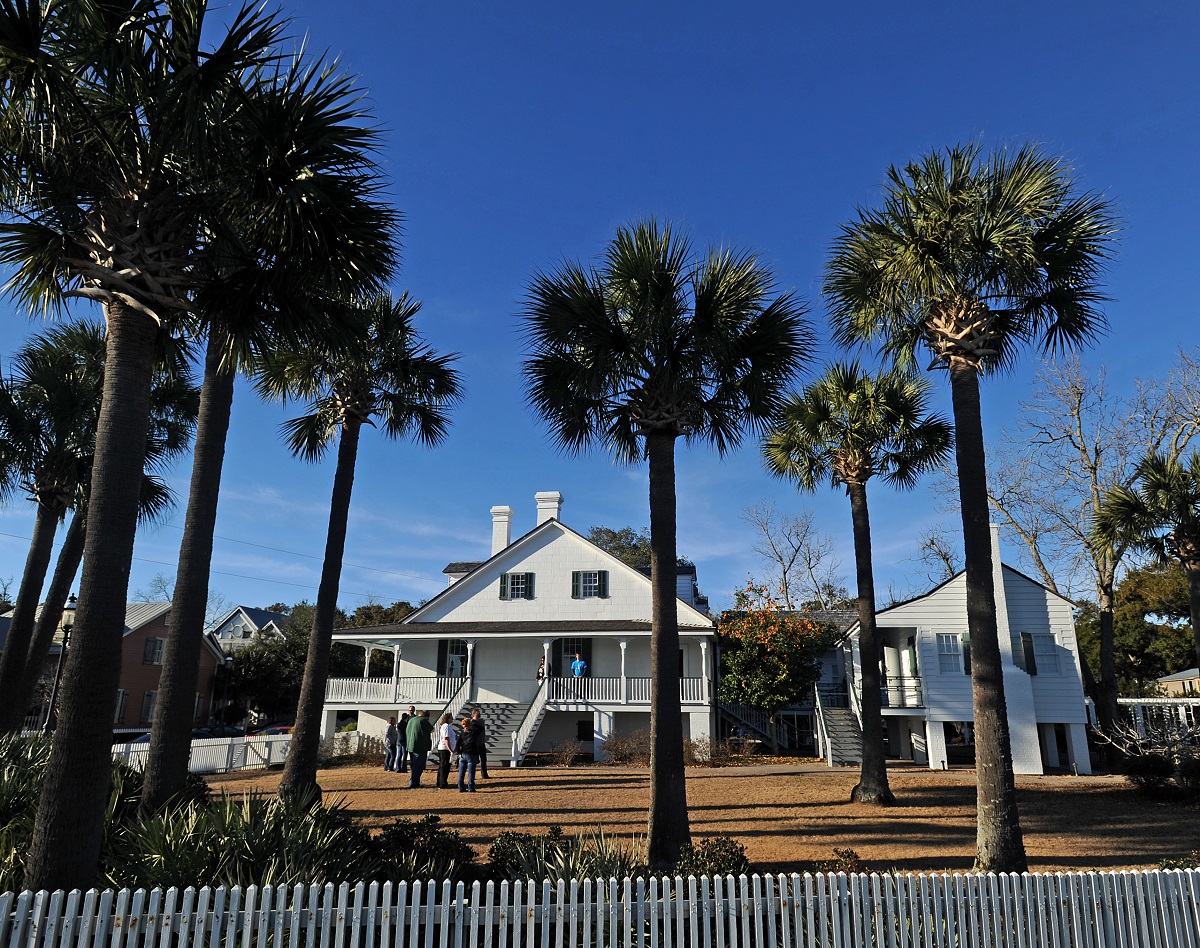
[
  {"left": 322, "top": 675, "right": 713, "bottom": 706},
  {"left": 880, "top": 675, "right": 924, "bottom": 708},
  {"left": 325, "top": 676, "right": 466, "bottom": 706}
]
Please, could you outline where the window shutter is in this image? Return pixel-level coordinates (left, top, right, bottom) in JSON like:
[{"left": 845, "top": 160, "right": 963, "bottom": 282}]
[
  {"left": 598, "top": 571, "right": 609, "bottom": 598},
  {"left": 571, "top": 571, "right": 581, "bottom": 599},
  {"left": 143, "top": 638, "right": 156, "bottom": 663},
  {"left": 1021, "top": 633, "right": 1038, "bottom": 676},
  {"left": 437, "top": 640, "right": 449, "bottom": 676},
  {"left": 550, "top": 640, "right": 562, "bottom": 678},
  {"left": 961, "top": 633, "right": 971, "bottom": 675},
  {"left": 581, "top": 638, "right": 592, "bottom": 676},
  {"left": 499, "top": 573, "right": 509, "bottom": 600},
  {"left": 524, "top": 573, "right": 535, "bottom": 600}
]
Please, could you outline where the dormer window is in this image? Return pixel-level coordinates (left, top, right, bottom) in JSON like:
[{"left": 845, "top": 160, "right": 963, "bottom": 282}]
[
  {"left": 572, "top": 570, "right": 609, "bottom": 599},
  {"left": 500, "top": 572, "right": 535, "bottom": 600}
]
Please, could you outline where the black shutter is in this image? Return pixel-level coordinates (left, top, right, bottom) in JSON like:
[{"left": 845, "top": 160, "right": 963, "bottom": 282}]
[
  {"left": 961, "top": 633, "right": 971, "bottom": 675},
  {"left": 571, "top": 571, "right": 581, "bottom": 599},
  {"left": 524, "top": 573, "right": 535, "bottom": 600},
  {"left": 1021, "top": 633, "right": 1038, "bottom": 676},
  {"left": 499, "top": 573, "right": 509, "bottom": 600},
  {"left": 550, "top": 640, "right": 562, "bottom": 677},
  {"left": 581, "top": 638, "right": 592, "bottom": 677},
  {"left": 437, "top": 640, "right": 449, "bottom": 676},
  {"left": 598, "top": 571, "right": 609, "bottom": 598}
]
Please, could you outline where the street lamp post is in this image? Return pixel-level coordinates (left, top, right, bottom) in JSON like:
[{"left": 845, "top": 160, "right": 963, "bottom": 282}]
[{"left": 44, "top": 594, "right": 77, "bottom": 733}]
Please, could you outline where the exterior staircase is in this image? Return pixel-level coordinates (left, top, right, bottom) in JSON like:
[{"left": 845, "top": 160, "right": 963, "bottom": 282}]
[
  {"left": 822, "top": 707, "right": 863, "bottom": 766},
  {"left": 447, "top": 700, "right": 529, "bottom": 762}
]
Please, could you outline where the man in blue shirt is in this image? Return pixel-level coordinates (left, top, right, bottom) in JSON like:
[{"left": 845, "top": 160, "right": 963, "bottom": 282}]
[{"left": 571, "top": 652, "right": 587, "bottom": 677}]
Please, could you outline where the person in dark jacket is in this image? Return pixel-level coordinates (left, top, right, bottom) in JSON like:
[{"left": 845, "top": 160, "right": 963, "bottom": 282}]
[
  {"left": 471, "top": 707, "right": 490, "bottom": 778},
  {"left": 457, "top": 716, "right": 483, "bottom": 792},
  {"left": 405, "top": 709, "right": 434, "bottom": 788}
]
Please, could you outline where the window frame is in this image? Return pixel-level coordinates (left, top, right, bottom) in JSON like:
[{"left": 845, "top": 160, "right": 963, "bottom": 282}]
[{"left": 936, "top": 633, "right": 961, "bottom": 674}]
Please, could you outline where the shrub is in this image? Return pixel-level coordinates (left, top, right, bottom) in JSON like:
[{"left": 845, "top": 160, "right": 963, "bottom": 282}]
[
  {"left": 105, "top": 791, "right": 379, "bottom": 888},
  {"left": 1123, "top": 753, "right": 1175, "bottom": 792},
  {"left": 1176, "top": 755, "right": 1200, "bottom": 793},
  {"left": 675, "top": 836, "right": 750, "bottom": 877},
  {"left": 488, "top": 825, "right": 646, "bottom": 881},
  {"left": 602, "top": 730, "right": 650, "bottom": 765},
  {"left": 814, "top": 848, "right": 864, "bottom": 874},
  {"left": 1160, "top": 850, "right": 1200, "bottom": 870},
  {"left": 376, "top": 814, "right": 476, "bottom": 883},
  {"left": 550, "top": 739, "right": 582, "bottom": 767}
]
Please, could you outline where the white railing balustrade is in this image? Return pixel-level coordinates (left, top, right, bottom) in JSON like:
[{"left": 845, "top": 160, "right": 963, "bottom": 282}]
[
  {"left": 4, "top": 869, "right": 1197, "bottom": 948},
  {"left": 325, "top": 676, "right": 466, "bottom": 706}
]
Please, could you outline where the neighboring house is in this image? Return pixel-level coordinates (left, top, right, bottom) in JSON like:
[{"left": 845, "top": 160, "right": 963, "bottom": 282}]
[
  {"left": 210, "top": 605, "right": 286, "bottom": 653},
  {"left": 3, "top": 601, "right": 226, "bottom": 733},
  {"left": 774, "top": 527, "right": 1091, "bottom": 775},
  {"left": 1156, "top": 668, "right": 1200, "bottom": 696},
  {"left": 323, "top": 491, "right": 718, "bottom": 763}
]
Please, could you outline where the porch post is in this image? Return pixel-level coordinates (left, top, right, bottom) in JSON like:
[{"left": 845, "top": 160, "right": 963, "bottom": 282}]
[
  {"left": 542, "top": 639, "right": 552, "bottom": 699},
  {"left": 619, "top": 639, "right": 628, "bottom": 704},
  {"left": 699, "top": 639, "right": 709, "bottom": 703},
  {"left": 466, "top": 640, "right": 477, "bottom": 702},
  {"left": 362, "top": 646, "right": 371, "bottom": 678},
  {"left": 392, "top": 646, "right": 401, "bottom": 703}
]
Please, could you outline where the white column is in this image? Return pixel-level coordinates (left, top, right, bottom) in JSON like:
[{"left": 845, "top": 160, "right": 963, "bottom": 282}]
[
  {"left": 466, "top": 639, "right": 477, "bottom": 679},
  {"left": 1040, "top": 723, "right": 1061, "bottom": 768},
  {"left": 542, "top": 639, "right": 552, "bottom": 700},
  {"left": 619, "top": 639, "right": 628, "bottom": 704},
  {"left": 593, "top": 710, "right": 614, "bottom": 762},
  {"left": 392, "top": 646, "right": 402, "bottom": 702},
  {"left": 925, "top": 720, "right": 949, "bottom": 771},
  {"left": 698, "top": 639, "right": 710, "bottom": 703},
  {"left": 1066, "top": 722, "right": 1092, "bottom": 775},
  {"left": 362, "top": 647, "right": 372, "bottom": 678}
]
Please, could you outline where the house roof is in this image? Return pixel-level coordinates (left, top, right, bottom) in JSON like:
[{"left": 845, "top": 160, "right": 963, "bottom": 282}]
[
  {"left": 635, "top": 564, "right": 698, "bottom": 577},
  {"left": 239, "top": 606, "right": 286, "bottom": 629},
  {"left": 876, "top": 563, "right": 1073, "bottom": 616},
  {"left": 443, "top": 562, "right": 484, "bottom": 575},
  {"left": 1158, "top": 668, "right": 1200, "bottom": 683},
  {"left": 125, "top": 601, "right": 172, "bottom": 629},
  {"left": 798, "top": 609, "right": 860, "bottom": 634},
  {"left": 406, "top": 517, "right": 711, "bottom": 628}
]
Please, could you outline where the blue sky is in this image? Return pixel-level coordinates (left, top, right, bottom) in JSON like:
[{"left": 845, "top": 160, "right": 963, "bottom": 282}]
[{"left": 2, "top": 1, "right": 1198, "bottom": 615}]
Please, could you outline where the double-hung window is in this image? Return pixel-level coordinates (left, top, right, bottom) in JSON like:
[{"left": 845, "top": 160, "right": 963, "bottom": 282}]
[
  {"left": 571, "top": 570, "right": 609, "bottom": 599},
  {"left": 143, "top": 636, "right": 165, "bottom": 665},
  {"left": 500, "top": 572, "right": 535, "bottom": 600},
  {"left": 937, "top": 633, "right": 969, "bottom": 674},
  {"left": 141, "top": 690, "right": 157, "bottom": 724},
  {"left": 1018, "top": 632, "right": 1058, "bottom": 675}
]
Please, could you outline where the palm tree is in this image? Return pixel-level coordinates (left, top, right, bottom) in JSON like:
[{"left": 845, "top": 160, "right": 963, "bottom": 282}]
[
  {"left": 763, "top": 362, "right": 952, "bottom": 804},
  {"left": 0, "top": 323, "right": 107, "bottom": 723},
  {"left": 521, "top": 219, "right": 813, "bottom": 866},
  {"left": 139, "top": 53, "right": 400, "bottom": 814},
  {"left": 825, "top": 143, "right": 1117, "bottom": 871},
  {"left": 0, "top": 322, "right": 196, "bottom": 732},
  {"left": 256, "top": 292, "right": 462, "bottom": 801},
  {"left": 0, "top": 0, "right": 394, "bottom": 891},
  {"left": 1094, "top": 452, "right": 1200, "bottom": 670}
]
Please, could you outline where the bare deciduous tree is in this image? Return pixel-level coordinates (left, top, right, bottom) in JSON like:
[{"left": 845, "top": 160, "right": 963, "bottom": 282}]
[
  {"left": 740, "top": 501, "right": 846, "bottom": 610},
  {"left": 983, "top": 352, "right": 1200, "bottom": 734}
]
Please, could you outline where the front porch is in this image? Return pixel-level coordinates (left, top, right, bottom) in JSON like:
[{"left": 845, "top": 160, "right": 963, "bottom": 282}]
[{"left": 325, "top": 674, "right": 711, "bottom": 708}]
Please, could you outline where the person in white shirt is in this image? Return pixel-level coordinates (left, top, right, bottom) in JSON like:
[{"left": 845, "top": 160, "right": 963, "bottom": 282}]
[{"left": 436, "top": 712, "right": 458, "bottom": 788}]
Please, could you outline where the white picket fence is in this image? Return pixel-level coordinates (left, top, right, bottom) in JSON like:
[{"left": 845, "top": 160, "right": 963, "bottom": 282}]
[{"left": 3, "top": 869, "right": 1197, "bottom": 948}]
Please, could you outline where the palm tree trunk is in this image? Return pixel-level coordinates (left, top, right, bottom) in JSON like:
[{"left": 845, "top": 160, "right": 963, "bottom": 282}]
[
  {"left": 644, "top": 430, "right": 690, "bottom": 869},
  {"left": 0, "top": 499, "right": 63, "bottom": 731},
  {"left": 848, "top": 481, "right": 894, "bottom": 805},
  {"left": 24, "top": 301, "right": 160, "bottom": 892},
  {"left": 948, "top": 361, "right": 1027, "bottom": 873},
  {"left": 141, "top": 330, "right": 235, "bottom": 816},
  {"left": 1096, "top": 583, "right": 1119, "bottom": 736},
  {"left": 6, "top": 511, "right": 86, "bottom": 732},
  {"left": 279, "top": 418, "right": 362, "bottom": 801}
]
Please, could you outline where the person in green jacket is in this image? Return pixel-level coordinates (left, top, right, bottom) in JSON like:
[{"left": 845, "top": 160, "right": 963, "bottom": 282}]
[{"left": 405, "top": 709, "right": 435, "bottom": 788}]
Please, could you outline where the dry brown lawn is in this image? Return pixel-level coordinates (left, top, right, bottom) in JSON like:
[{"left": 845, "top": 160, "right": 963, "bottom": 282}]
[{"left": 207, "top": 762, "right": 1200, "bottom": 874}]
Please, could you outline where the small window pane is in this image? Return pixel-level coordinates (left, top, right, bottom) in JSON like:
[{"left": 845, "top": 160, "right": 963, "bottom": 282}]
[
  {"left": 507, "top": 573, "right": 526, "bottom": 600},
  {"left": 581, "top": 571, "right": 600, "bottom": 598},
  {"left": 937, "top": 634, "right": 960, "bottom": 674}
]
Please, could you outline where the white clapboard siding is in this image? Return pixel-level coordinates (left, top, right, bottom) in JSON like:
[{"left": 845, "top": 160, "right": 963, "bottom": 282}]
[{"left": 2, "top": 869, "right": 1198, "bottom": 948}]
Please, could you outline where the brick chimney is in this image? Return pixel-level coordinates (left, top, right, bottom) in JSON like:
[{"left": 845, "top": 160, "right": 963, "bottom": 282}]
[
  {"left": 491, "top": 506, "right": 513, "bottom": 555},
  {"left": 535, "top": 491, "right": 563, "bottom": 525}
]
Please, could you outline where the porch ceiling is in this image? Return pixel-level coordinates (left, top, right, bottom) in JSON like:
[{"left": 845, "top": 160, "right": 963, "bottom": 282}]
[{"left": 332, "top": 618, "right": 716, "bottom": 648}]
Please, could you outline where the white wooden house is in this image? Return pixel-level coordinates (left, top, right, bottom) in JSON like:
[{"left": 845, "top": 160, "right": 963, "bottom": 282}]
[
  {"left": 797, "top": 527, "right": 1093, "bottom": 775},
  {"left": 321, "top": 491, "right": 717, "bottom": 763}
]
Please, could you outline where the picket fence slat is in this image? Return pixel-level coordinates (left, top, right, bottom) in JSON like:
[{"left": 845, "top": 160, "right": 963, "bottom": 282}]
[{"left": 4, "top": 869, "right": 1200, "bottom": 948}]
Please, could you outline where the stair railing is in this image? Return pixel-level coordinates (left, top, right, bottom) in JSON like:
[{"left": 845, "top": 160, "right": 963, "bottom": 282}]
[
  {"left": 437, "top": 677, "right": 472, "bottom": 724},
  {"left": 718, "top": 701, "right": 788, "bottom": 748},
  {"left": 813, "top": 685, "right": 832, "bottom": 767},
  {"left": 848, "top": 673, "right": 863, "bottom": 726},
  {"left": 509, "top": 678, "right": 549, "bottom": 767}
]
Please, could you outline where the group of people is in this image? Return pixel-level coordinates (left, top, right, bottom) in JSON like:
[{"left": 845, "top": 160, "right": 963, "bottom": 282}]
[{"left": 383, "top": 705, "right": 490, "bottom": 793}]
